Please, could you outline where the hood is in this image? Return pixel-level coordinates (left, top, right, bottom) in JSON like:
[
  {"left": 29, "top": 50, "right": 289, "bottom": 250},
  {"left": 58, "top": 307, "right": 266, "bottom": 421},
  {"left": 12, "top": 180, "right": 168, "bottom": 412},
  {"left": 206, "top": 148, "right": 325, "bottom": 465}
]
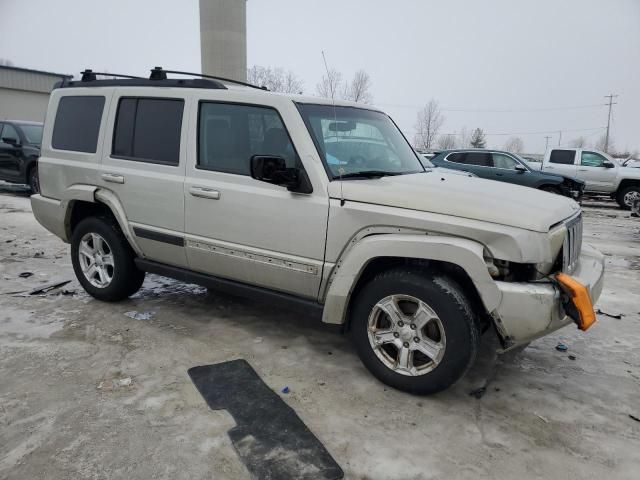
[{"left": 328, "top": 171, "right": 580, "bottom": 233}]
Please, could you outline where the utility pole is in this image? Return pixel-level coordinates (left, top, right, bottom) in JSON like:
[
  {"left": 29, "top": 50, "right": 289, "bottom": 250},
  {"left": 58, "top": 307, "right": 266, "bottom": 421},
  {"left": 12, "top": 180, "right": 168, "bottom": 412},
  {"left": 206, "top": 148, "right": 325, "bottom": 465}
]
[
  {"left": 558, "top": 130, "right": 562, "bottom": 146},
  {"left": 544, "top": 135, "right": 552, "bottom": 152},
  {"left": 604, "top": 93, "right": 618, "bottom": 153}
]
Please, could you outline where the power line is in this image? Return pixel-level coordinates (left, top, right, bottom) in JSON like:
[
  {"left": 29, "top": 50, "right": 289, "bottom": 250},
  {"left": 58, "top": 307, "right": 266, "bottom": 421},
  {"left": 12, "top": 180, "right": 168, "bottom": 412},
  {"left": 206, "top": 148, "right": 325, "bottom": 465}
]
[
  {"left": 376, "top": 101, "right": 607, "bottom": 113},
  {"left": 434, "top": 126, "right": 605, "bottom": 137}
]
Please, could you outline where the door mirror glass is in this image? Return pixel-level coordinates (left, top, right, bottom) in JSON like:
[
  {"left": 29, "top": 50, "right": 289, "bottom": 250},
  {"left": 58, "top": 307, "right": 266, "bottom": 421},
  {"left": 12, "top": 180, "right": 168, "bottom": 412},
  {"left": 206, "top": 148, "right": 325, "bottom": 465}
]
[
  {"left": 603, "top": 161, "right": 615, "bottom": 168},
  {"left": 250, "top": 155, "right": 312, "bottom": 193}
]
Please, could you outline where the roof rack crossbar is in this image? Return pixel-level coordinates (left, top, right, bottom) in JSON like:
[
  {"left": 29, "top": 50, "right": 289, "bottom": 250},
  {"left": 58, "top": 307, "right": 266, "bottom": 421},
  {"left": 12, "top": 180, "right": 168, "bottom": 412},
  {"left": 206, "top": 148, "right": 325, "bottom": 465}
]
[
  {"left": 150, "top": 67, "right": 268, "bottom": 91},
  {"left": 81, "top": 69, "right": 144, "bottom": 82}
]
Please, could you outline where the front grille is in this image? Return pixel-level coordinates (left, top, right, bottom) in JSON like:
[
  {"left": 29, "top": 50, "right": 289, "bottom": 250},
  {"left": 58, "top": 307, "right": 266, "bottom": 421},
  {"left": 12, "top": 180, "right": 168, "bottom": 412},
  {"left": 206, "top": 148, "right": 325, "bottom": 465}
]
[{"left": 562, "top": 214, "right": 583, "bottom": 273}]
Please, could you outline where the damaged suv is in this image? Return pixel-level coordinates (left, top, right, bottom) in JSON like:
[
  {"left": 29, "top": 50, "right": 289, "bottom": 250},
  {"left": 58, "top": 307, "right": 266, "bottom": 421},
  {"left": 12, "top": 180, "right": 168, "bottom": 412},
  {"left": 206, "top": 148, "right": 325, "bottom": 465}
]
[{"left": 31, "top": 68, "right": 604, "bottom": 394}]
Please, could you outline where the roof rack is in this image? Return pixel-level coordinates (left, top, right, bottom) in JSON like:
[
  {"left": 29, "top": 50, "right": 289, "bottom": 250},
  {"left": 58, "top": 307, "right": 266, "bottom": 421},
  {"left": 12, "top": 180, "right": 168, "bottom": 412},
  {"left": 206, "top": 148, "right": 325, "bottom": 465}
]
[{"left": 148, "top": 67, "right": 269, "bottom": 91}]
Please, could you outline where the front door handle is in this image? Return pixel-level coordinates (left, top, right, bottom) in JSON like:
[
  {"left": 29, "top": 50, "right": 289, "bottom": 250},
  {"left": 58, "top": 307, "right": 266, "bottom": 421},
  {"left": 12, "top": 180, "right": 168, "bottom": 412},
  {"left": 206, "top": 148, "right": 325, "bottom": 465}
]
[
  {"left": 101, "top": 173, "right": 125, "bottom": 184},
  {"left": 578, "top": 169, "right": 588, "bottom": 172},
  {"left": 189, "top": 186, "right": 221, "bottom": 200}
]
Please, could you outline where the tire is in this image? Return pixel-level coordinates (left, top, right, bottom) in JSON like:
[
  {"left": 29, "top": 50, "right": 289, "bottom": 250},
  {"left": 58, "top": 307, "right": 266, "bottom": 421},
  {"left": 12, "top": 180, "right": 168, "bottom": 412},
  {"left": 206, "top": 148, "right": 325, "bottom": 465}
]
[
  {"left": 540, "top": 185, "right": 561, "bottom": 195},
  {"left": 349, "top": 267, "right": 480, "bottom": 395},
  {"left": 28, "top": 165, "right": 40, "bottom": 194},
  {"left": 616, "top": 185, "right": 640, "bottom": 210},
  {"left": 71, "top": 216, "right": 145, "bottom": 301}
]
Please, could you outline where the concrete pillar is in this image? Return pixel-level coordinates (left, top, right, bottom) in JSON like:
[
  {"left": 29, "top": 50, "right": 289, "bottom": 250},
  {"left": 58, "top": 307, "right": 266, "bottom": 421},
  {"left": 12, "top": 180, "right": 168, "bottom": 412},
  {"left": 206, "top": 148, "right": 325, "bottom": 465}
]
[{"left": 199, "top": 0, "right": 247, "bottom": 82}]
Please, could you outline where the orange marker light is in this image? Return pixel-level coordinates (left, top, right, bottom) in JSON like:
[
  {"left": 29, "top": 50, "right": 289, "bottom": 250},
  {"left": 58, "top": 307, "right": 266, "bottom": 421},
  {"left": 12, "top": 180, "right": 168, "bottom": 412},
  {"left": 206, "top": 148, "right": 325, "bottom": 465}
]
[{"left": 555, "top": 272, "right": 597, "bottom": 331}]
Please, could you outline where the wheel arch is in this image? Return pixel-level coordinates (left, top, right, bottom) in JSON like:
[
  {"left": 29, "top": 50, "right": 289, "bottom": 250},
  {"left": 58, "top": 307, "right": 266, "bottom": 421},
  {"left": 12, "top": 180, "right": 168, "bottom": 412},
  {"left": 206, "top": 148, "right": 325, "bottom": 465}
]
[
  {"left": 617, "top": 179, "right": 640, "bottom": 192},
  {"left": 320, "top": 234, "right": 501, "bottom": 326}
]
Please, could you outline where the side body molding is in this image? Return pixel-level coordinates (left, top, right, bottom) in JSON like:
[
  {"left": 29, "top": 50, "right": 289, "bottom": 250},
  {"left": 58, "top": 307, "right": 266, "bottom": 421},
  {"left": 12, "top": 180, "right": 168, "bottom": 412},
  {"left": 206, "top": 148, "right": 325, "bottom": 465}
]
[{"left": 320, "top": 234, "right": 502, "bottom": 324}]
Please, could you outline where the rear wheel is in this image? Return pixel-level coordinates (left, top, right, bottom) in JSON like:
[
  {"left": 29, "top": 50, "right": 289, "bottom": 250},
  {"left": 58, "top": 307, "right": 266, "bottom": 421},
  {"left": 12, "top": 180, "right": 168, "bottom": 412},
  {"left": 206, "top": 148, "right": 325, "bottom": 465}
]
[
  {"left": 616, "top": 185, "right": 640, "bottom": 210},
  {"left": 350, "top": 268, "right": 480, "bottom": 394},
  {"left": 71, "top": 216, "right": 145, "bottom": 301},
  {"left": 28, "top": 165, "right": 40, "bottom": 194}
]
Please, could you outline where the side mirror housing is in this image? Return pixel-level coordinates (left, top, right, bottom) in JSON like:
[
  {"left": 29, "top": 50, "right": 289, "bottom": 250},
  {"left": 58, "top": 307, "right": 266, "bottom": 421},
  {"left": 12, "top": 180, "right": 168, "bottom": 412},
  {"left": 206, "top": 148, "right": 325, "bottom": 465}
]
[
  {"left": 515, "top": 165, "right": 527, "bottom": 173},
  {"left": 603, "top": 161, "right": 615, "bottom": 168},
  {"left": 250, "top": 155, "right": 312, "bottom": 194},
  {"left": 2, "top": 137, "right": 19, "bottom": 146}
]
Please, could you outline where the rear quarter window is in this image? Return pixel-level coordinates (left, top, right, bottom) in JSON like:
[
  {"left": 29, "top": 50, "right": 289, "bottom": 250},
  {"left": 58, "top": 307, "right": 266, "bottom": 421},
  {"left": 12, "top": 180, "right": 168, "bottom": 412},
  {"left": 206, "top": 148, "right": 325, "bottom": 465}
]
[
  {"left": 52, "top": 96, "right": 105, "bottom": 153},
  {"left": 549, "top": 150, "right": 575, "bottom": 165}
]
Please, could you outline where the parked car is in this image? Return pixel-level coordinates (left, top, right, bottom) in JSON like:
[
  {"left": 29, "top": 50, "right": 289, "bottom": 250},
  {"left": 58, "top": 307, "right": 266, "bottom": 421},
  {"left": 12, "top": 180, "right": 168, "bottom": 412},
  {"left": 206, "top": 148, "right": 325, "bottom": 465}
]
[
  {"left": 31, "top": 68, "right": 604, "bottom": 394},
  {"left": 430, "top": 149, "right": 584, "bottom": 200},
  {"left": 528, "top": 148, "right": 640, "bottom": 209},
  {"left": 0, "top": 120, "right": 43, "bottom": 193},
  {"left": 419, "top": 153, "right": 477, "bottom": 178}
]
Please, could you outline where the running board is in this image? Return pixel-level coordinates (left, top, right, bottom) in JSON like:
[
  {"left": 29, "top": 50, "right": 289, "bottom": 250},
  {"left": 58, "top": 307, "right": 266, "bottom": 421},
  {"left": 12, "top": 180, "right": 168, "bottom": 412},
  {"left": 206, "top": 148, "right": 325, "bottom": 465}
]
[{"left": 134, "top": 258, "right": 324, "bottom": 318}]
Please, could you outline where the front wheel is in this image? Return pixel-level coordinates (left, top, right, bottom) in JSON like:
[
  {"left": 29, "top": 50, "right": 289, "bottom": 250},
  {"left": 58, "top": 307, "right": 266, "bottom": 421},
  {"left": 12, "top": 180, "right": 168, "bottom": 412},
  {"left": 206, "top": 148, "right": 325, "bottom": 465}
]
[
  {"left": 350, "top": 268, "right": 480, "bottom": 395},
  {"left": 616, "top": 185, "right": 640, "bottom": 210},
  {"left": 71, "top": 216, "right": 145, "bottom": 301}
]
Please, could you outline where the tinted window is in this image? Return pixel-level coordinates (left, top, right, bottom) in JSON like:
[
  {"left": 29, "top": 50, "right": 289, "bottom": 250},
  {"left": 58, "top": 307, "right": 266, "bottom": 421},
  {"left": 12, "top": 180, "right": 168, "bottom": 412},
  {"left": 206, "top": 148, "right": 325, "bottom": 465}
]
[
  {"left": 549, "top": 149, "right": 575, "bottom": 165},
  {"left": 198, "top": 102, "right": 299, "bottom": 175},
  {"left": 464, "top": 152, "right": 492, "bottom": 167},
  {"left": 1, "top": 124, "right": 19, "bottom": 144},
  {"left": 581, "top": 151, "right": 607, "bottom": 167},
  {"left": 52, "top": 96, "right": 105, "bottom": 152},
  {"left": 492, "top": 153, "right": 519, "bottom": 169},
  {"left": 446, "top": 152, "right": 465, "bottom": 164},
  {"left": 112, "top": 98, "right": 184, "bottom": 165}
]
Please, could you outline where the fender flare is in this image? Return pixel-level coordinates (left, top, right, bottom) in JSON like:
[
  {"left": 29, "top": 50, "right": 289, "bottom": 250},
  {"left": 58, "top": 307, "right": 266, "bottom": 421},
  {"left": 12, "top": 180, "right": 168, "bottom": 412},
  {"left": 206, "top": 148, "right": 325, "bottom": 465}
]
[{"left": 321, "top": 234, "right": 502, "bottom": 324}]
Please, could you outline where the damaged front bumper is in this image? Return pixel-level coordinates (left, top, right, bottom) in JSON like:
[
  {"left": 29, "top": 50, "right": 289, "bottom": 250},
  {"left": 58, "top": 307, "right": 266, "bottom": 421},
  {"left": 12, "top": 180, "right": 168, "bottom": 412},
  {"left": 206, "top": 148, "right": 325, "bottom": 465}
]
[{"left": 491, "top": 243, "right": 604, "bottom": 350}]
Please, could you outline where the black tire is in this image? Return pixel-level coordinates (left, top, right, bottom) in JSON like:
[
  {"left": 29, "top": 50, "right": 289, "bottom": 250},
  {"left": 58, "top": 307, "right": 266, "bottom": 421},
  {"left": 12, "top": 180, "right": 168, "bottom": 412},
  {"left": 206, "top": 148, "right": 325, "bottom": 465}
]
[
  {"left": 616, "top": 185, "right": 640, "bottom": 210},
  {"left": 540, "top": 185, "right": 561, "bottom": 195},
  {"left": 350, "top": 267, "right": 480, "bottom": 395},
  {"left": 71, "top": 216, "right": 145, "bottom": 301},
  {"left": 28, "top": 164, "right": 40, "bottom": 194}
]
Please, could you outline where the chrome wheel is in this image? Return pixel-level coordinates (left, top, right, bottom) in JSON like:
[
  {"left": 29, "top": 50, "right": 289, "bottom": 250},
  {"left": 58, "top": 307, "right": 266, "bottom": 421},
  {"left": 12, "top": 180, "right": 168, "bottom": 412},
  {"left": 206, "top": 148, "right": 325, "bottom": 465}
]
[
  {"left": 78, "top": 233, "right": 114, "bottom": 288},
  {"left": 623, "top": 190, "right": 640, "bottom": 207},
  {"left": 367, "top": 294, "right": 446, "bottom": 376}
]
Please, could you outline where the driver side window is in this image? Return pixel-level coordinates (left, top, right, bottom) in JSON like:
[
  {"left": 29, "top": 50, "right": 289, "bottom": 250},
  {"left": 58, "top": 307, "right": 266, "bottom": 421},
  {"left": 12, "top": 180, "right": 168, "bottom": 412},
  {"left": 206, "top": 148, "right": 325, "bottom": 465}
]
[
  {"left": 581, "top": 151, "right": 607, "bottom": 167},
  {"left": 492, "top": 153, "right": 519, "bottom": 169},
  {"left": 1, "top": 124, "right": 20, "bottom": 144}
]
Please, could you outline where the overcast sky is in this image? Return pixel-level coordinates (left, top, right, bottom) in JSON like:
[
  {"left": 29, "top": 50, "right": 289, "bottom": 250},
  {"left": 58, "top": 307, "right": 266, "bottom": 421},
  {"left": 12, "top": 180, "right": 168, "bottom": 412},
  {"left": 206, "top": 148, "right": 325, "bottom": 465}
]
[{"left": 1, "top": 0, "right": 638, "bottom": 153}]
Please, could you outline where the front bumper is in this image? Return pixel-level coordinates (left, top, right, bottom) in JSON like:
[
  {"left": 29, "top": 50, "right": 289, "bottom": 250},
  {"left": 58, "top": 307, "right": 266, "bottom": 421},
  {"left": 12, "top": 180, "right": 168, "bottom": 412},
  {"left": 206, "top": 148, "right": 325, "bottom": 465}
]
[{"left": 492, "top": 243, "right": 604, "bottom": 348}]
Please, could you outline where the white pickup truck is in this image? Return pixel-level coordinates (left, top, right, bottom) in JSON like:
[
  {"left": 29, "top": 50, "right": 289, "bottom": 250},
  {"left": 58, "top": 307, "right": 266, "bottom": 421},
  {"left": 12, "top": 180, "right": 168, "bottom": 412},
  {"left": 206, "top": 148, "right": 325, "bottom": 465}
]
[{"left": 528, "top": 148, "right": 640, "bottom": 209}]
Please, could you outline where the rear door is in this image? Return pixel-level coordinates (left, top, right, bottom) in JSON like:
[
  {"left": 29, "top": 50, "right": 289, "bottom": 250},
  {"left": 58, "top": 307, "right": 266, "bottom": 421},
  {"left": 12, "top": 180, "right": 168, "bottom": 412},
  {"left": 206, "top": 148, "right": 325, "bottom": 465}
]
[
  {"left": 577, "top": 150, "right": 617, "bottom": 192},
  {"left": 544, "top": 149, "right": 577, "bottom": 177},
  {"left": 101, "top": 92, "right": 189, "bottom": 268}
]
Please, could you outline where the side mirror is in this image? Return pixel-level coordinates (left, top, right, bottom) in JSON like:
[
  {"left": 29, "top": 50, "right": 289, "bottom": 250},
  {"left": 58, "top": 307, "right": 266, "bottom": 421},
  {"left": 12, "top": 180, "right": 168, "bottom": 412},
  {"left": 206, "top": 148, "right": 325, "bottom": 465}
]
[
  {"left": 250, "top": 155, "right": 312, "bottom": 194},
  {"left": 515, "top": 165, "right": 527, "bottom": 173},
  {"left": 603, "top": 161, "right": 615, "bottom": 168},
  {"left": 2, "top": 137, "right": 19, "bottom": 146}
]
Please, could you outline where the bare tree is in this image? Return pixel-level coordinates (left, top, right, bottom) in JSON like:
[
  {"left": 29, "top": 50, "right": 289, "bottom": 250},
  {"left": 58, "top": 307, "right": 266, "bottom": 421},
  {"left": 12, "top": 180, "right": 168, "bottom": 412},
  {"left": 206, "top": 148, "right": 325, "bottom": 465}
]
[
  {"left": 595, "top": 133, "right": 614, "bottom": 153},
  {"left": 316, "top": 68, "right": 343, "bottom": 100},
  {"left": 343, "top": 70, "right": 373, "bottom": 103},
  {"left": 437, "top": 134, "right": 457, "bottom": 149},
  {"left": 457, "top": 127, "right": 472, "bottom": 148},
  {"left": 470, "top": 128, "right": 486, "bottom": 148},
  {"left": 247, "top": 65, "right": 303, "bottom": 93},
  {"left": 413, "top": 100, "right": 445, "bottom": 150},
  {"left": 570, "top": 136, "right": 589, "bottom": 148},
  {"left": 0, "top": 58, "right": 15, "bottom": 66},
  {"left": 504, "top": 136, "right": 525, "bottom": 153}
]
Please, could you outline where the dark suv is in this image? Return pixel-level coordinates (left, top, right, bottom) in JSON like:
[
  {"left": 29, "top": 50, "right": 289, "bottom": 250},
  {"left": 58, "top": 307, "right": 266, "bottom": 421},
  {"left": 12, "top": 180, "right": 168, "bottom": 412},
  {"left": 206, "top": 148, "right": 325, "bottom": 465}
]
[
  {"left": 0, "top": 120, "right": 43, "bottom": 193},
  {"left": 430, "top": 149, "right": 584, "bottom": 200}
]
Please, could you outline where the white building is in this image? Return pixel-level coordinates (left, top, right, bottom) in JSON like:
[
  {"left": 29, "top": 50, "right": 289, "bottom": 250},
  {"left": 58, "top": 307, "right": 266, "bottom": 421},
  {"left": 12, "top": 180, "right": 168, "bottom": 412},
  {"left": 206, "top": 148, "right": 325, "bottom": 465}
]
[{"left": 0, "top": 65, "right": 72, "bottom": 122}]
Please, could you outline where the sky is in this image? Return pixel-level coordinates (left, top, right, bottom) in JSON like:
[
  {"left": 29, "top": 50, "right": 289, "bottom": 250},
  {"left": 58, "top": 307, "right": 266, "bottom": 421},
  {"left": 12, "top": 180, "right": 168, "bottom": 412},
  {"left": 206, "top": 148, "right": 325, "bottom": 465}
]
[{"left": 1, "top": 0, "right": 638, "bottom": 154}]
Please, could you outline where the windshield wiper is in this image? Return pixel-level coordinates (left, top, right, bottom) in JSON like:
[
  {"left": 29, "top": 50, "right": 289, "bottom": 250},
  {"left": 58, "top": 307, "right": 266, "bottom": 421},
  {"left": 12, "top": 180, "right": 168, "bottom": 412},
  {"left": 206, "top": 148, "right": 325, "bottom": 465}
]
[{"left": 337, "top": 170, "right": 402, "bottom": 179}]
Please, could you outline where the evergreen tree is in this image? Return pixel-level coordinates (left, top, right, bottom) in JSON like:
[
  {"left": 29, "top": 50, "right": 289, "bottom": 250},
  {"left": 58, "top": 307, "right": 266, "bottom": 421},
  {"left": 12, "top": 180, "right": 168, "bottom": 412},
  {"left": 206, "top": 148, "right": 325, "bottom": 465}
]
[{"left": 470, "top": 128, "right": 486, "bottom": 148}]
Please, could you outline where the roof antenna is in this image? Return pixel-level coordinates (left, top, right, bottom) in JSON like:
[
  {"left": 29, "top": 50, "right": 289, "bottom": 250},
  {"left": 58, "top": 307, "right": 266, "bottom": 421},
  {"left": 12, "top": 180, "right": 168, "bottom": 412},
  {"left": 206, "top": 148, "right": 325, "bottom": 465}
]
[{"left": 322, "top": 51, "right": 345, "bottom": 206}]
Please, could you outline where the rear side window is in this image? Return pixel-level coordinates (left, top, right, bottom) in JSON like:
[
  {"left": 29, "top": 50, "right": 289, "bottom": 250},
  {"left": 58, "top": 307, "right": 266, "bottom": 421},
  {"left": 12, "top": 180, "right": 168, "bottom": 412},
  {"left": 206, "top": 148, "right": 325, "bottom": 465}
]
[
  {"left": 198, "top": 102, "right": 298, "bottom": 175},
  {"left": 112, "top": 97, "right": 184, "bottom": 165},
  {"left": 549, "top": 150, "right": 575, "bottom": 165},
  {"left": 456, "top": 152, "right": 492, "bottom": 166},
  {"left": 52, "top": 96, "right": 105, "bottom": 153}
]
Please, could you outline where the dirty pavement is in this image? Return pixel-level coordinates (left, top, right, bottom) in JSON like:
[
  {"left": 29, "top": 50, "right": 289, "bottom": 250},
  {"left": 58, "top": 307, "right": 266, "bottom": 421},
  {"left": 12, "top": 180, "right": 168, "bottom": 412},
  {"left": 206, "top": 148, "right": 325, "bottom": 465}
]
[{"left": 1, "top": 185, "right": 639, "bottom": 479}]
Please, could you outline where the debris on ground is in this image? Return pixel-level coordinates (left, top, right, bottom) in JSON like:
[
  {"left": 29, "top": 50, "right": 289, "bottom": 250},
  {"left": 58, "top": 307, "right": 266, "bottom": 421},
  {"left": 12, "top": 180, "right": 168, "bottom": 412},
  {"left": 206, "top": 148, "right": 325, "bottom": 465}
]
[
  {"left": 281, "top": 386, "right": 290, "bottom": 394},
  {"left": 18, "top": 272, "right": 33, "bottom": 278},
  {"left": 124, "top": 311, "right": 155, "bottom": 321},
  {"left": 596, "top": 309, "right": 623, "bottom": 319},
  {"left": 568, "top": 354, "right": 577, "bottom": 360},
  {"left": 27, "top": 280, "right": 72, "bottom": 296},
  {"left": 556, "top": 343, "right": 568, "bottom": 352},
  {"left": 535, "top": 413, "right": 549, "bottom": 423},
  {"left": 629, "top": 414, "right": 640, "bottom": 423},
  {"left": 469, "top": 386, "right": 486, "bottom": 399},
  {"left": 253, "top": 337, "right": 263, "bottom": 343},
  {"left": 98, "top": 377, "right": 133, "bottom": 390},
  {"left": 33, "top": 251, "right": 45, "bottom": 258}
]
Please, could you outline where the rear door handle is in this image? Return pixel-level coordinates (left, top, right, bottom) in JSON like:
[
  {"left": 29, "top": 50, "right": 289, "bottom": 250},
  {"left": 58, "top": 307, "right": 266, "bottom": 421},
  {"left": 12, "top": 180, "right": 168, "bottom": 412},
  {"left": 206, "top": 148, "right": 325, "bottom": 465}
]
[
  {"left": 101, "top": 173, "right": 125, "bottom": 184},
  {"left": 189, "top": 186, "right": 221, "bottom": 200}
]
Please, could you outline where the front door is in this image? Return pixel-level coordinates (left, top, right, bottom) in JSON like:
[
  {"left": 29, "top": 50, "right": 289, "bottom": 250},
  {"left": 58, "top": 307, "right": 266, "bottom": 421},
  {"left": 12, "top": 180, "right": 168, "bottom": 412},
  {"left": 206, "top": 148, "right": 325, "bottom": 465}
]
[
  {"left": 577, "top": 151, "right": 618, "bottom": 192},
  {"left": 184, "top": 101, "right": 328, "bottom": 299}
]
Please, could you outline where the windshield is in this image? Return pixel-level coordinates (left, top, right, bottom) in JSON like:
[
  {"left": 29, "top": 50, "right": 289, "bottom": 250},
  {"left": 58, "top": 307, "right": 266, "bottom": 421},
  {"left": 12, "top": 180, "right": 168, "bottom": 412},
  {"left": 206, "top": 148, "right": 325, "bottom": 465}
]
[
  {"left": 296, "top": 104, "right": 424, "bottom": 178},
  {"left": 19, "top": 124, "right": 43, "bottom": 145}
]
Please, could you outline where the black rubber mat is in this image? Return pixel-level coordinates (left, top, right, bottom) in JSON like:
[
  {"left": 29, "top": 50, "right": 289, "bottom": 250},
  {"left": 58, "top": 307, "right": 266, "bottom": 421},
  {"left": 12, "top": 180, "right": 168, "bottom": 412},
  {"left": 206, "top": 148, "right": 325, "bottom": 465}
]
[{"left": 188, "top": 359, "right": 344, "bottom": 480}]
